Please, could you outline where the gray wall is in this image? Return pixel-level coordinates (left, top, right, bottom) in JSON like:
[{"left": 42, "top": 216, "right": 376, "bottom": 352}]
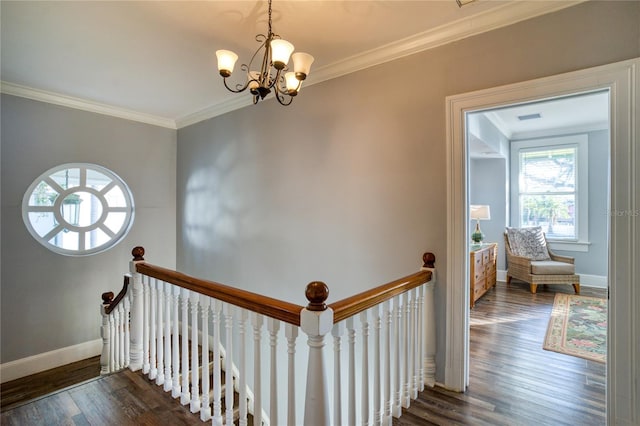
[
  {"left": 1, "top": 95, "right": 177, "bottom": 363},
  {"left": 177, "top": 1, "right": 639, "bottom": 382},
  {"left": 551, "top": 129, "right": 610, "bottom": 276},
  {"left": 470, "top": 158, "right": 508, "bottom": 270}
]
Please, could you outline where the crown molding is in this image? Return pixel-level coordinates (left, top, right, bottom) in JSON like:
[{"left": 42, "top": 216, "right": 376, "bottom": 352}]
[
  {"left": 0, "top": 81, "right": 177, "bottom": 129},
  {"left": 1, "top": 1, "right": 585, "bottom": 130}
]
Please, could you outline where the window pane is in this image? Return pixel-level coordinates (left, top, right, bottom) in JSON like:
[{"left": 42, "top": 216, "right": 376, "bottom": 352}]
[
  {"left": 51, "top": 168, "right": 80, "bottom": 189},
  {"left": 520, "top": 194, "right": 575, "bottom": 238},
  {"left": 520, "top": 147, "right": 576, "bottom": 193},
  {"left": 29, "top": 181, "right": 57, "bottom": 206}
]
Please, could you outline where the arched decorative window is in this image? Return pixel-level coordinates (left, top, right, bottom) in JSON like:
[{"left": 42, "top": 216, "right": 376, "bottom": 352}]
[{"left": 22, "top": 163, "right": 134, "bottom": 256}]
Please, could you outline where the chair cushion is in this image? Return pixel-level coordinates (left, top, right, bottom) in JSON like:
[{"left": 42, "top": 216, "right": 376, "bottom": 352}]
[
  {"left": 506, "top": 226, "right": 551, "bottom": 261},
  {"left": 531, "top": 260, "right": 575, "bottom": 275}
]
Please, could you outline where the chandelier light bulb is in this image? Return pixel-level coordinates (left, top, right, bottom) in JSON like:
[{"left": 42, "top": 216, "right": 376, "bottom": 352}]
[
  {"left": 292, "top": 52, "right": 314, "bottom": 80},
  {"left": 284, "top": 72, "right": 300, "bottom": 95},
  {"left": 270, "top": 39, "right": 294, "bottom": 69},
  {"left": 216, "top": 50, "right": 238, "bottom": 77}
]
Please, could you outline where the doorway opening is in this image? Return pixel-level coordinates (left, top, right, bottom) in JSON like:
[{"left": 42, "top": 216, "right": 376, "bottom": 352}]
[
  {"left": 444, "top": 58, "right": 639, "bottom": 424},
  {"left": 464, "top": 91, "right": 610, "bottom": 422}
]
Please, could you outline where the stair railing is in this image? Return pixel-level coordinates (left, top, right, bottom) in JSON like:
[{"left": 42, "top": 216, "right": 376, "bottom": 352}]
[{"left": 100, "top": 247, "right": 436, "bottom": 426}]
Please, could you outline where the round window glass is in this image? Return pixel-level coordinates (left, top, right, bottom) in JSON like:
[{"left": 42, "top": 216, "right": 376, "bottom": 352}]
[{"left": 22, "top": 163, "right": 135, "bottom": 256}]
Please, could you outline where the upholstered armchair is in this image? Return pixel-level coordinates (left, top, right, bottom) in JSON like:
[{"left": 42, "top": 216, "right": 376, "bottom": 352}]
[{"left": 504, "top": 227, "right": 580, "bottom": 294}]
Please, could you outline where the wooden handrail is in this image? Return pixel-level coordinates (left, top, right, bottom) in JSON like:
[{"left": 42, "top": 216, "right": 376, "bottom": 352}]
[
  {"left": 102, "top": 276, "right": 130, "bottom": 315},
  {"left": 329, "top": 270, "right": 432, "bottom": 323},
  {"left": 135, "top": 261, "right": 305, "bottom": 326},
  {"left": 103, "top": 246, "right": 435, "bottom": 327}
]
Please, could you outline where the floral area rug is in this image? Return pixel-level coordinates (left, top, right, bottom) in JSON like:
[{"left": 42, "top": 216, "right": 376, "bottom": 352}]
[{"left": 543, "top": 293, "right": 607, "bottom": 363}]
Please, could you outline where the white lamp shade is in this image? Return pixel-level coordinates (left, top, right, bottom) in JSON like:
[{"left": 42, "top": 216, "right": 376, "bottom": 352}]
[
  {"left": 248, "top": 71, "right": 260, "bottom": 90},
  {"left": 292, "top": 52, "right": 314, "bottom": 78},
  {"left": 285, "top": 72, "right": 301, "bottom": 92},
  {"left": 216, "top": 50, "right": 238, "bottom": 74},
  {"left": 271, "top": 39, "right": 294, "bottom": 67},
  {"left": 470, "top": 205, "right": 491, "bottom": 220}
]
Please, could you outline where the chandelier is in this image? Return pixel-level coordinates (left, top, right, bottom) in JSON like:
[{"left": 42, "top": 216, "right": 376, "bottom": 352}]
[{"left": 215, "top": 0, "right": 314, "bottom": 106}]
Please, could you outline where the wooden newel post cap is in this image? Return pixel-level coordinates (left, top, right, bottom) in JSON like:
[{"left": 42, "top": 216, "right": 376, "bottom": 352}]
[
  {"left": 132, "top": 246, "right": 145, "bottom": 261},
  {"left": 305, "top": 281, "right": 329, "bottom": 311},
  {"left": 423, "top": 252, "right": 435, "bottom": 268},
  {"left": 102, "top": 291, "right": 114, "bottom": 305}
]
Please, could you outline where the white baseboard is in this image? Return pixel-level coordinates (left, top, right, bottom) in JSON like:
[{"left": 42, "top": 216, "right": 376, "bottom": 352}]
[
  {"left": 579, "top": 274, "right": 608, "bottom": 288},
  {"left": 497, "top": 269, "right": 607, "bottom": 289},
  {"left": 0, "top": 339, "right": 102, "bottom": 383}
]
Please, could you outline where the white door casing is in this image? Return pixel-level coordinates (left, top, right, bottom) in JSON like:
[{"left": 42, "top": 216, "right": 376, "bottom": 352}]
[{"left": 445, "top": 58, "right": 639, "bottom": 425}]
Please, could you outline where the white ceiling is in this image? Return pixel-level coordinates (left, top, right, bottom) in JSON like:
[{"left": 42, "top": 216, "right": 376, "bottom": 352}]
[
  {"left": 1, "top": 0, "right": 584, "bottom": 129},
  {"left": 469, "top": 91, "right": 610, "bottom": 158}
]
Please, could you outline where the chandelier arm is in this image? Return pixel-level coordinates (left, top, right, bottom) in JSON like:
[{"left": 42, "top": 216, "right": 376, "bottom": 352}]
[
  {"left": 222, "top": 77, "right": 249, "bottom": 94},
  {"left": 275, "top": 92, "right": 294, "bottom": 106}
]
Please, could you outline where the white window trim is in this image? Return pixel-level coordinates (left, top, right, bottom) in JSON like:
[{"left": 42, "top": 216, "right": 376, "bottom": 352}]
[
  {"left": 510, "top": 134, "right": 589, "bottom": 251},
  {"left": 22, "top": 163, "right": 135, "bottom": 256}
]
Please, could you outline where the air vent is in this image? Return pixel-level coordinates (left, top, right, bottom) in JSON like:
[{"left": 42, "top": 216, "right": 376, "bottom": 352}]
[{"left": 517, "top": 113, "right": 541, "bottom": 121}]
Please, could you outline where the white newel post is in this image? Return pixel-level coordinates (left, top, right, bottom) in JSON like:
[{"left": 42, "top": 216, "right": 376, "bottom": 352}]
[
  {"left": 421, "top": 253, "right": 437, "bottom": 387},
  {"left": 301, "top": 281, "right": 333, "bottom": 426},
  {"left": 129, "top": 246, "right": 146, "bottom": 371}
]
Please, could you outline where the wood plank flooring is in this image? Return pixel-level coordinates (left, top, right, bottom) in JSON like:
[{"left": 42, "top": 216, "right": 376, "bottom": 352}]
[
  {"left": 393, "top": 281, "right": 606, "bottom": 426},
  {"left": 1, "top": 280, "right": 606, "bottom": 425}
]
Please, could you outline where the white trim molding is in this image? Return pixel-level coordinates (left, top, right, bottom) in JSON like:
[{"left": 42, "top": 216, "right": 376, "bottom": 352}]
[
  {"left": 0, "top": 81, "right": 177, "bottom": 129},
  {"left": 0, "top": 339, "right": 102, "bottom": 383},
  {"left": 446, "top": 58, "right": 639, "bottom": 425}
]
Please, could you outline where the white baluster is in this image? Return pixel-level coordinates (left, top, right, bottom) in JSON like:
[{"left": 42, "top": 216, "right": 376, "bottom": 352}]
[
  {"left": 180, "top": 288, "right": 191, "bottom": 405},
  {"left": 268, "top": 318, "right": 281, "bottom": 426},
  {"left": 223, "top": 304, "right": 235, "bottom": 426},
  {"left": 164, "top": 282, "right": 173, "bottom": 392},
  {"left": 211, "top": 300, "right": 223, "bottom": 426},
  {"left": 286, "top": 323, "right": 299, "bottom": 426},
  {"left": 124, "top": 294, "right": 131, "bottom": 368},
  {"left": 114, "top": 306, "right": 121, "bottom": 370},
  {"left": 142, "top": 275, "right": 150, "bottom": 374},
  {"left": 252, "top": 312, "right": 264, "bottom": 426},
  {"left": 109, "top": 313, "right": 115, "bottom": 373},
  {"left": 156, "top": 279, "right": 165, "bottom": 386},
  {"left": 402, "top": 292, "right": 410, "bottom": 408},
  {"left": 118, "top": 303, "right": 125, "bottom": 369},
  {"left": 372, "top": 305, "right": 382, "bottom": 426},
  {"left": 238, "top": 308, "right": 248, "bottom": 426},
  {"left": 190, "top": 290, "right": 201, "bottom": 413},
  {"left": 172, "top": 285, "right": 181, "bottom": 398},
  {"left": 200, "top": 296, "right": 211, "bottom": 421},
  {"left": 346, "top": 316, "right": 356, "bottom": 426},
  {"left": 383, "top": 300, "right": 393, "bottom": 426},
  {"left": 331, "top": 322, "right": 344, "bottom": 426},
  {"left": 422, "top": 267, "right": 437, "bottom": 388},
  {"left": 412, "top": 288, "right": 420, "bottom": 399},
  {"left": 149, "top": 279, "right": 157, "bottom": 380},
  {"left": 361, "top": 311, "right": 370, "bottom": 426},
  {"left": 392, "top": 295, "right": 402, "bottom": 417}
]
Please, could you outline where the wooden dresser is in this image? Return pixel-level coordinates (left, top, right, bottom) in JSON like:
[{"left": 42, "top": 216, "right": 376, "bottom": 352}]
[{"left": 470, "top": 243, "right": 497, "bottom": 308}]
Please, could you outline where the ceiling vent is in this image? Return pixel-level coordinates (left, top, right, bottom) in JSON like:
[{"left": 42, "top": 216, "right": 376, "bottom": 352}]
[{"left": 517, "top": 113, "right": 542, "bottom": 121}]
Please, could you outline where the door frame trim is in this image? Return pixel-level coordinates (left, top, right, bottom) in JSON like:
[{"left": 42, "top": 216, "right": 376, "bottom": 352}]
[{"left": 445, "top": 58, "right": 639, "bottom": 424}]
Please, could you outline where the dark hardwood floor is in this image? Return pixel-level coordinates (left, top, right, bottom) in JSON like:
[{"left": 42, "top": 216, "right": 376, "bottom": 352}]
[
  {"left": 394, "top": 280, "right": 606, "bottom": 426},
  {"left": 1, "top": 281, "right": 606, "bottom": 425}
]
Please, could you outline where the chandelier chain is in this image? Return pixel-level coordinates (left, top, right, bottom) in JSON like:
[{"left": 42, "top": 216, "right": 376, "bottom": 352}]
[{"left": 268, "top": 0, "right": 273, "bottom": 36}]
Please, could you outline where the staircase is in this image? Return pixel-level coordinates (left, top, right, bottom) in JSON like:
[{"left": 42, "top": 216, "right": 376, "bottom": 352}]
[{"left": 101, "top": 247, "right": 437, "bottom": 426}]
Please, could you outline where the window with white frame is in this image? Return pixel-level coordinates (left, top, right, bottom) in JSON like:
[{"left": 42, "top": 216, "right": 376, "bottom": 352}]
[
  {"left": 510, "top": 135, "right": 588, "bottom": 245},
  {"left": 22, "top": 163, "right": 134, "bottom": 256}
]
